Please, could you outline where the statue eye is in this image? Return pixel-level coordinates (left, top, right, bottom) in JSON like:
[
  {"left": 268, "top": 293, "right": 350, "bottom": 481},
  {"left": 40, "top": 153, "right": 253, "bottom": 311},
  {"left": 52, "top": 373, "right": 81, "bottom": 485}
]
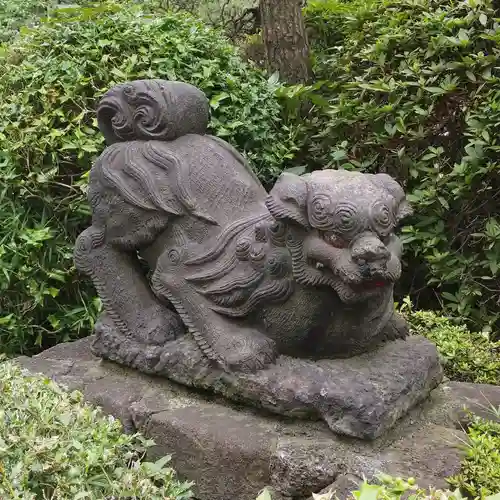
[
  {"left": 333, "top": 201, "right": 359, "bottom": 233},
  {"left": 324, "top": 232, "right": 347, "bottom": 248}
]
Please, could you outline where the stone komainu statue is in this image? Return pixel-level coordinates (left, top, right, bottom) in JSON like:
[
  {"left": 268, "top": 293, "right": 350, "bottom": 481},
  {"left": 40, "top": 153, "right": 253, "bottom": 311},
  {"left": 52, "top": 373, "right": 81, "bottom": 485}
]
[
  {"left": 75, "top": 80, "right": 444, "bottom": 440},
  {"left": 75, "top": 79, "right": 412, "bottom": 375}
]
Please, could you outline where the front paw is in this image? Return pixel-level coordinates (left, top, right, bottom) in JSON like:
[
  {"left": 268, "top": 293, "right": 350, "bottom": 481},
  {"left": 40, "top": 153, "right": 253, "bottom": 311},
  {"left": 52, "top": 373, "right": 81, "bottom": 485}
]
[
  {"left": 218, "top": 330, "right": 278, "bottom": 373},
  {"left": 381, "top": 311, "right": 409, "bottom": 341},
  {"left": 136, "top": 306, "right": 185, "bottom": 345}
]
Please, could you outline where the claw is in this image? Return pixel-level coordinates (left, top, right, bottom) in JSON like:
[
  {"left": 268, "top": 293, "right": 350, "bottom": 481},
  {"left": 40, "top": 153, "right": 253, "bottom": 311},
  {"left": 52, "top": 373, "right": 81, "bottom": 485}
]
[
  {"left": 240, "top": 360, "right": 253, "bottom": 373},
  {"left": 263, "top": 352, "right": 274, "bottom": 365}
]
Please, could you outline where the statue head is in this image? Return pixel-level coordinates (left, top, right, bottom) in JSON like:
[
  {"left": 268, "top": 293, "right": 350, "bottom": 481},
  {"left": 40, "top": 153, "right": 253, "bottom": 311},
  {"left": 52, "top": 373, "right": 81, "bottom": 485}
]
[{"left": 266, "top": 170, "right": 412, "bottom": 304}]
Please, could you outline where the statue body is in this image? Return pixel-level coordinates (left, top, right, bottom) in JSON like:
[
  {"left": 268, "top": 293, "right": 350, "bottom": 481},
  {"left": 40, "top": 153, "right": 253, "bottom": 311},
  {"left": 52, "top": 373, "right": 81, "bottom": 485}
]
[{"left": 74, "top": 80, "right": 441, "bottom": 439}]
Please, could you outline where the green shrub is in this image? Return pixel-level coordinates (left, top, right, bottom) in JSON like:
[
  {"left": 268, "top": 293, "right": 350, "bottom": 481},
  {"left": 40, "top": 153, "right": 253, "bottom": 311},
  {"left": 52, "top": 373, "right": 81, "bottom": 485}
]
[
  {"left": 0, "top": 0, "right": 55, "bottom": 43},
  {"left": 449, "top": 412, "right": 500, "bottom": 498},
  {"left": 0, "top": 361, "right": 193, "bottom": 498},
  {"left": 346, "top": 476, "right": 462, "bottom": 499},
  {"left": 258, "top": 474, "right": 500, "bottom": 499},
  {"left": 294, "top": 0, "right": 500, "bottom": 334},
  {"left": 401, "top": 304, "right": 500, "bottom": 384},
  {"left": 304, "top": 0, "right": 381, "bottom": 52},
  {"left": 0, "top": 0, "right": 296, "bottom": 355},
  {"left": 0, "top": 0, "right": 94, "bottom": 43}
]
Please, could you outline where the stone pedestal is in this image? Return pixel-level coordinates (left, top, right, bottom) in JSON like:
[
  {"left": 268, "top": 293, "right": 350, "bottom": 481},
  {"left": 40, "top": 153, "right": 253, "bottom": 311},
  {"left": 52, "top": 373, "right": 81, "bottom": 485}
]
[
  {"left": 92, "top": 329, "right": 443, "bottom": 440},
  {"left": 14, "top": 337, "right": 500, "bottom": 500}
]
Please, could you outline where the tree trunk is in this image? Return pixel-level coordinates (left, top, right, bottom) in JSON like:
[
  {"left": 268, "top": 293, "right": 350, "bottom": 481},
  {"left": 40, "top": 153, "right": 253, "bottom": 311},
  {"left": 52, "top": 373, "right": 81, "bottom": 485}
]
[{"left": 259, "top": 0, "right": 312, "bottom": 84}]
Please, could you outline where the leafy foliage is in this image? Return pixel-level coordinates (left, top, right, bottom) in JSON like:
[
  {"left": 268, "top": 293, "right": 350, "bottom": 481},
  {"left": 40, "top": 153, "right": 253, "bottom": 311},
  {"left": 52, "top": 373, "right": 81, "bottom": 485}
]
[
  {"left": 0, "top": 361, "right": 193, "bottom": 498},
  {"left": 293, "top": 0, "right": 500, "bottom": 334},
  {"left": 348, "top": 476, "right": 462, "bottom": 500},
  {"left": 0, "top": 0, "right": 56, "bottom": 42},
  {"left": 304, "top": 0, "right": 380, "bottom": 52},
  {"left": 157, "top": 0, "right": 258, "bottom": 39},
  {"left": 0, "top": 0, "right": 295, "bottom": 355},
  {"left": 449, "top": 411, "right": 500, "bottom": 498},
  {"left": 258, "top": 474, "right": 500, "bottom": 499},
  {"left": 400, "top": 301, "right": 500, "bottom": 384}
]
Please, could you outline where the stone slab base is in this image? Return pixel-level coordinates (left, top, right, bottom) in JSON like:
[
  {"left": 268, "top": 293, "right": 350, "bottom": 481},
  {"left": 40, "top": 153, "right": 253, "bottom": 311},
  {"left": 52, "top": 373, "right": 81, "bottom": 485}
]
[
  {"left": 92, "top": 327, "right": 443, "bottom": 440},
  {"left": 14, "top": 337, "right": 500, "bottom": 500}
]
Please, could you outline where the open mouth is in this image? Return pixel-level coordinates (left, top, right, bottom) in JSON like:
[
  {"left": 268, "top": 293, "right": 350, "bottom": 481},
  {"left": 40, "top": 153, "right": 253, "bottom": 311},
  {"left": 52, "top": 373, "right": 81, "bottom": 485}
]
[
  {"left": 353, "top": 279, "right": 388, "bottom": 290},
  {"left": 310, "top": 259, "right": 390, "bottom": 290}
]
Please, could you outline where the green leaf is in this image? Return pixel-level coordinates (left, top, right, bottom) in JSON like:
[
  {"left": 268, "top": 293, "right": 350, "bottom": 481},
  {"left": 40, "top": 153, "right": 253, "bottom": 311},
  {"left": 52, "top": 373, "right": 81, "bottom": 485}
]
[
  {"left": 466, "top": 71, "right": 476, "bottom": 82},
  {"left": 0, "top": 313, "right": 13, "bottom": 325},
  {"left": 458, "top": 29, "right": 469, "bottom": 42},
  {"left": 354, "top": 482, "right": 382, "bottom": 500},
  {"left": 256, "top": 488, "right": 273, "bottom": 500},
  {"left": 442, "top": 292, "right": 459, "bottom": 303},
  {"left": 424, "top": 87, "right": 446, "bottom": 95},
  {"left": 74, "top": 492, "right": 91, "bottom": 499},
  {"left": 57, "top": 412, "right": 73, "bottom": 426},
  {"left": 268, "top": 71, "right": 280, "bottom": 86},
  {"left": 209, "top": 92, "right": 229, "bottom": 110},
  {"left": 110, "top": 67, "right": 127, "bottom": 79}
]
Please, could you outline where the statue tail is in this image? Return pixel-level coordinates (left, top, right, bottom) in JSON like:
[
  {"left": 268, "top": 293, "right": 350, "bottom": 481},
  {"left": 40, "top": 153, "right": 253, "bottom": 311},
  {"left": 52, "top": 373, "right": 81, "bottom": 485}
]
[{"left": 96, "top": 79, "right": 210, "bottom": 146}]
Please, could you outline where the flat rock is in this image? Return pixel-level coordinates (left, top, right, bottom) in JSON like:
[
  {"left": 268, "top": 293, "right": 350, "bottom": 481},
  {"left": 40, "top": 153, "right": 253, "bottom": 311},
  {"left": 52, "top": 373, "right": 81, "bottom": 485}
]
[
  {"left": 14, "top": 337, "right": 500, "bottom": 500},
  {"left": 92, "top": 330, "right": 443, "bottom": 440}
]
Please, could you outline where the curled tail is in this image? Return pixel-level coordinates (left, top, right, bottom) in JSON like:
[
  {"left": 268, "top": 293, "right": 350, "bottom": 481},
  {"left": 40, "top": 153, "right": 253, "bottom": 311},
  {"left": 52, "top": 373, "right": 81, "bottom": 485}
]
[{"left": 96, "top": 79, "right": 210, "bottom": 145}]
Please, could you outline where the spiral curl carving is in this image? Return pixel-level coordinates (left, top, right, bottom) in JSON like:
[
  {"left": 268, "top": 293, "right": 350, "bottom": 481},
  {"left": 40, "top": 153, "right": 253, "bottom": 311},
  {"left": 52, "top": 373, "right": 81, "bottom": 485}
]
[
  {"left": 268, "top": 221, "right": 287, "bottom": 247},
  {"left": 309, "top": 193, "right": 335, "bottom": 230},
  {"left": 168, "top": 249, "right": 181, "bottom": 264},
  {"left": 75, "top": 228, "right": 105, "bottom": 254},
  {"left": 332, "top": 201, "right": 360, "bottom": 234},
  {"left": 132, "top": 98, "right": 165, "bottom": 139},
  {"left": 250, "top": 244, "right": 267, "bottom": 270},
  {"left": 266, "top": 251, "right": 291, "bottom": 279},
  {"left": 99, "top": 98, "right": 134, "bottom": 141},
  {"left": 254, "top": 222, "right": 269, "bottom": 242},
  {"left": 96, "top": 79, "right": 210, "bottom": 145},
  {"left": 370, "top": 200, "right": 394, "bottom": 234},
  {"left": 236, "top": 237, "right": 252, "bottom": 261}
]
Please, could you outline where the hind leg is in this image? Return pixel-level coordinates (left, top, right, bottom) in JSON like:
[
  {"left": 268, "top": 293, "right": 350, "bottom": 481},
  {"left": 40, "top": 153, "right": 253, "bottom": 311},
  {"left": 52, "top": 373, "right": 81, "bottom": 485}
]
[{"left": 75, "top": 226, "right": 185, "bottom": 345}]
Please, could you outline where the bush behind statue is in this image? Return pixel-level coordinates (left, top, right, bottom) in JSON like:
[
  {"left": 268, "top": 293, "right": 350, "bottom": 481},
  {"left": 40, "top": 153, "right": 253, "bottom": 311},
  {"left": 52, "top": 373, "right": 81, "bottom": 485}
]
[
  {"left": 0, "top": 0, "right": 296, "bottom": 355},
  {"left": 296, "top": 0, "right": 500, "bottom": 335}
]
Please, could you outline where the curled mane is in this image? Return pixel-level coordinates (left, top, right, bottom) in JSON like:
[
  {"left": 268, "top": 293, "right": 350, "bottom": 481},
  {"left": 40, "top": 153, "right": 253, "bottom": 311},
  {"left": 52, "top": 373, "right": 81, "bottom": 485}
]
[
  {"left": 185, "top": 218, "right": 295, "bottom": 318},
  {"left": 90, "top": 140, "right": 216, "bottom": 224}
]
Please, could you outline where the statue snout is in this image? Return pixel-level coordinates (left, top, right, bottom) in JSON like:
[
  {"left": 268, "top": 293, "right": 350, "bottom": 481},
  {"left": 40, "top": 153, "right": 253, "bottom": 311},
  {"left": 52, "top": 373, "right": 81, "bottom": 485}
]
[{"left": 351, "top": 234, "right": 390, "bottom": 268}]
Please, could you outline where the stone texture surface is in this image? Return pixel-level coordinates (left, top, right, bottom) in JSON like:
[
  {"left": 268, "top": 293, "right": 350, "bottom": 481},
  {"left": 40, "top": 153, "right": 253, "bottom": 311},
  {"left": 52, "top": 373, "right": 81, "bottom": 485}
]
[
  {"left": 15, "top": 337, "right": 500, "bottom": 500},
  {"left": 93, "top": 330, "right": 443, "bottom": 440},
  {"left": 423, "top": 380, "right": 500, "bottom": 427}
]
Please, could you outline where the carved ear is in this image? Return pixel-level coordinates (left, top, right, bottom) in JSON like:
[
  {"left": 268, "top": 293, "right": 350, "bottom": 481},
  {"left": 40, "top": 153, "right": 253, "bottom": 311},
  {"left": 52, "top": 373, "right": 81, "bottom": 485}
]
[
  {"left": 369, "top": 173, "right": 413, "bottom": 223},
  {"left": 396, "top": 199, "right": 413, "bottom": 223},
  {"left": 265, "top": 172, "right": 309, "bottom": 227}
]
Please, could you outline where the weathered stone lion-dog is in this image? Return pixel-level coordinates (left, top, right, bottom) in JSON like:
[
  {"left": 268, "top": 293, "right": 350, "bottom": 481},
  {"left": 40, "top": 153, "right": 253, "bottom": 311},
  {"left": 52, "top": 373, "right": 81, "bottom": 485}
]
[{"left": 75, "top": 79, "right": 412, "bottom": 375}]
